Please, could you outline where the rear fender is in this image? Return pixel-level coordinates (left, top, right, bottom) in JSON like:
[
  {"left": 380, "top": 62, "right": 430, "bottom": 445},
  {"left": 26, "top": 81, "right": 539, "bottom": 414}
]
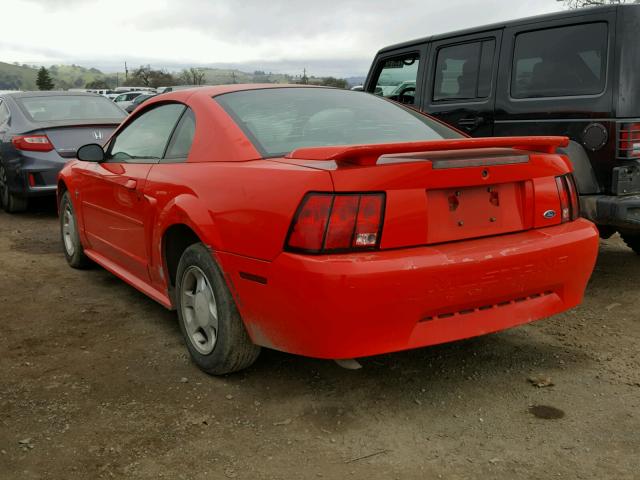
[
  {"left": 557, "top": 140, "right": 601, "bottom": 194},
  {"left": 151, "top": 194, "right": 223, "bottom": 293}
]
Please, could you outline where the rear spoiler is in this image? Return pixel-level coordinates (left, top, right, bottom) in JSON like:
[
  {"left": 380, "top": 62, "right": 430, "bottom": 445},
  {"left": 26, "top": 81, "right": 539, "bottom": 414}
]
[{"left": 287, "top": 136, "right": 570, "bottom": 166}]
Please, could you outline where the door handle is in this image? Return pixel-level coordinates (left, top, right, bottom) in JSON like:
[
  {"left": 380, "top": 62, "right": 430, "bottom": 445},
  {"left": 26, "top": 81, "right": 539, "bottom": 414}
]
[
  {"left": 105, "top": 176, "right": 137, "bottom": 189},
  {"left": 457, "top": 117, "right": 485, "bottom": 130},
  {"left": 123, "top": 179, "right": 137, "bottom": 190}
]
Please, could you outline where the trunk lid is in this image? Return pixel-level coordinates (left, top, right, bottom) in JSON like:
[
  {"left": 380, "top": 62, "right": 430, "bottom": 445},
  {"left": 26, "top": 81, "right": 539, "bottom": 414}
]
[
  {"left": 41, "top": 125, "right": 118, "bottom": 158},
  {"left": 276, "top": 137, "right": 572, "bottom": 248}
]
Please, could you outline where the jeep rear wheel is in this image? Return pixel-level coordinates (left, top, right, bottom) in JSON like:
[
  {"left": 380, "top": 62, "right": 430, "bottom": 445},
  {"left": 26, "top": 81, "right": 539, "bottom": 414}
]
[{"left": 621, "top": 232, "right": 640, "bottom": 255}]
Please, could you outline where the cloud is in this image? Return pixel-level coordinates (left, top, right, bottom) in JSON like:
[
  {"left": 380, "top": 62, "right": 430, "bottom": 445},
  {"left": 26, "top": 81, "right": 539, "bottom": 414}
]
[{"left": 1, "top": 0, "right": 561, "bottom": 76}]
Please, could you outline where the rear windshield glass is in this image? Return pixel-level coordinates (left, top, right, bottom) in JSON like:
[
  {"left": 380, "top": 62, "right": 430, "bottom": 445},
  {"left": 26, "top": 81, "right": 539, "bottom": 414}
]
[
  {"left": 17, "top": 95, "right": 126, "bottom": 122},
  {"left": 215, "top": 88, "right": 462, "bottom": 157}
]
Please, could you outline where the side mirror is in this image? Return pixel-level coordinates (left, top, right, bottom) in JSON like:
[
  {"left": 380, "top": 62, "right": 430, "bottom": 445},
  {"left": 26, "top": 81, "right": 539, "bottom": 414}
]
[{"left": 77, "top": 143, "right": 105, "bottom": 162}]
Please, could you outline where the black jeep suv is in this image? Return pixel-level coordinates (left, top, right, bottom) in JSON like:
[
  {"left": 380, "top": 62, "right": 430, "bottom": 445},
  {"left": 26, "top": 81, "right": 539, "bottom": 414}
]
[{"left": 364, "top": 5, "right": 640, "bottom": 252}]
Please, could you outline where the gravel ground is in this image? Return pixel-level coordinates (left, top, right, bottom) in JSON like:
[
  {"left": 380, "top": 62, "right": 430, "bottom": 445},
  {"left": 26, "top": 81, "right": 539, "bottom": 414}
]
[{"left": 0, "top": 201, "right": 638, "bottom": 480}]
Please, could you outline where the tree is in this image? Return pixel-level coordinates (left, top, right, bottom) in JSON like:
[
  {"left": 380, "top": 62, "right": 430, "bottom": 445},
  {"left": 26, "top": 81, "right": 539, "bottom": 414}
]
[
  {"left": 180, "top": 68, "right": 206, "bottom": 86},
  {"left": 316, "top": 77, "right": 348, "bottom": 89},
  {"left": 36, "top": 67, "right": 54, "bottom": 90},
  {"left": 558, "top": 0, "right": 639, "bottom": 8},
  {"left": 85, "top": 80, "right": 109, "bottom": 89},
  {"left": 125, "top": 65, "right": 177, "bottom": 88}
]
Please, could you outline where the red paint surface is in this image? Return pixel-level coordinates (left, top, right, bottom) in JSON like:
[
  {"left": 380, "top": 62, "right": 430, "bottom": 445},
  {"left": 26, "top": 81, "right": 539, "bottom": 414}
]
[{"left": 58, "top": 85, "right": 599, "bottom": 359}]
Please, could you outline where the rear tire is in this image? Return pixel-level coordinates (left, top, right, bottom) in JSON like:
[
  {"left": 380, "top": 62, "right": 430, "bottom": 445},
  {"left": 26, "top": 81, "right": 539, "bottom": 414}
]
[
  {"left": 0, "top": 165, "right": 28, "bottom": 213},
  {"left": 176, "top": 243, "right": 260, "bottom": 375},
  {"left": 621, "top": 232, "right": 640, "bottom": 255},
  {"left": 60, "top": 191, "right": 91, "bottom": 268}
]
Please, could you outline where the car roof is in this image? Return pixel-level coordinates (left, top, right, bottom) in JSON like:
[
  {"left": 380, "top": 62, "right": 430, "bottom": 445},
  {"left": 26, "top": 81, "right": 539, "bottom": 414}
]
[
  {"left": 377, "top": 4, "right": 627, "bottom": 54},
  {"left": 147, "top": 83, "right": 326, "bottom": 103}
]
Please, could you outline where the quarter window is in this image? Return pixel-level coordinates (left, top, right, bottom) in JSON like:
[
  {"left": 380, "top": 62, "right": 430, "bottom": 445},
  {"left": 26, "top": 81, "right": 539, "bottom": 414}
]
[
  {"left": 109, "top": 103, "right": 186, "bottom": 162},
  {"left": 433, "top": 39, "right": 495, "bottom": 102},
  {"left": 372, "top": 54, "right": 420, "bottom": 105},
  {"left": 163, "top": 109, "right": 196, "bottom": 161},
  {"left": 511, "top": 23, "right": 608, "bottom": 99}
]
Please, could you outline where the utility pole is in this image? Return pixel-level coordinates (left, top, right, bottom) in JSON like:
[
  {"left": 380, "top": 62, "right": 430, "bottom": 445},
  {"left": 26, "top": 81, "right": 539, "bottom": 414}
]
[{"left": 124, "top": 61, "right": 128, "bottom": 82}]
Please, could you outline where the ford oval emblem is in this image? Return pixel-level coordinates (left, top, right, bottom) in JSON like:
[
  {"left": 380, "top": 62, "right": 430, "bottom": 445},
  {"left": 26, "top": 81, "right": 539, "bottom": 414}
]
[{"left": 543, "top": 210, "right": 557, "bottom": 219}]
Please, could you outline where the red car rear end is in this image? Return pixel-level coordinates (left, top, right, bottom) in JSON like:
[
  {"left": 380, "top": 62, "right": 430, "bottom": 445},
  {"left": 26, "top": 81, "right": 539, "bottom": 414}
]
[{"left": 220, "top": 137, "right": 597, "bottom": 359}]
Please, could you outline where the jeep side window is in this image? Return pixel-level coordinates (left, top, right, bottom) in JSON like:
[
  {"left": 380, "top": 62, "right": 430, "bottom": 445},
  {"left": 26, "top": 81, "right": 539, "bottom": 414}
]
[
  {"left": 511, "top": 22, "right": 608, "bottom": 99},
  {"left": 372, "top": 54, "right": 419, "bottom": 105},
  {"left": 433, "top": 39, "right": 495, "bottom": 102}
]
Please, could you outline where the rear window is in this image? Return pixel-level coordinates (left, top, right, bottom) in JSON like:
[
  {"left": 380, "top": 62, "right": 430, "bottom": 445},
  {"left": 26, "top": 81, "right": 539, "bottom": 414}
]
[
  {"left": 215, "top": 88, "right": 462, "bottom": 157},
  {"left": 511, "top": 22, "right": 608, "bottom": 99},
  {"left": 17, "top": 95, "right": 126, "bottom": 122}
]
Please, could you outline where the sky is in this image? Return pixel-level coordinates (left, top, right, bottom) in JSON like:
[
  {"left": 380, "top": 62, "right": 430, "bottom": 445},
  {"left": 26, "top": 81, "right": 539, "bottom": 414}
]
[{"left": 1, "top": 0, "right": 564, "bottom": 77}]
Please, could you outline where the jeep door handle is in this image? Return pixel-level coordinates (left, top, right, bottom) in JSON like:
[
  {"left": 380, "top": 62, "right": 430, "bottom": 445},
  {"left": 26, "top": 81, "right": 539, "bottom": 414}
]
[{"left": 457, "top": 117, "right": 485, "bottom": 129}]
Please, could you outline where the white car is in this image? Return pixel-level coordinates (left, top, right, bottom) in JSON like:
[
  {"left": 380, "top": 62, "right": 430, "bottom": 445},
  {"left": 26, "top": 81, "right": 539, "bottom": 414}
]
[{"left": 112, "top": 91, "right": 149, "bottom": 110}]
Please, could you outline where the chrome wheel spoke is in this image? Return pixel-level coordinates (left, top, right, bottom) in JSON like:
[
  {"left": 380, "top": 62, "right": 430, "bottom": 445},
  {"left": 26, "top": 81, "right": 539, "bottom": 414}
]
[
  {"left": 182, "top": 291, "right": 196, "bottom": 309},
  {"left": 62, "top": 206, "right": 76, "bottom": 256}
]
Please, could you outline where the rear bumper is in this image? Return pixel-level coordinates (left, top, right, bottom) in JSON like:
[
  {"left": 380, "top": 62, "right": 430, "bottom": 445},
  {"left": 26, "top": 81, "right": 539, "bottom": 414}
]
[
  {"left": 5, "top": 151, "right": 66, "bottom": 198},
  {"left": 218, "top": 219, "right": 599, "bottom": 359},
  {"left": 581, "top": 194, "right": 640, "bottom": 231}
]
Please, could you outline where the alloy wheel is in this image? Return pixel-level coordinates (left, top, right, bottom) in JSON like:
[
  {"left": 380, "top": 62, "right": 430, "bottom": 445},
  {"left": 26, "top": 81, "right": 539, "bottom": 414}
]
[
  {"left": 180, "top": 266, "right": 219, "bottom": 355},
  {"left": 62, "top": 203, "right": 76, "bottom": 257}
]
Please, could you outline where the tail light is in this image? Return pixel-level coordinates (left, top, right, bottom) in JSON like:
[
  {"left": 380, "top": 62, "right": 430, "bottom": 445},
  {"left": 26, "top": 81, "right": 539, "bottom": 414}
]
[
  {"left": 555, "top": 174, "right": 579, "bottom": 223},
  {"left": 286, "top": 193, "right": 385, "bottom": 253},
  {"left": 618, "top": 122, "right": 640, "bottom": 159},
  {"left": 12, "top": 135, "right": 54, "bottom": 152}
]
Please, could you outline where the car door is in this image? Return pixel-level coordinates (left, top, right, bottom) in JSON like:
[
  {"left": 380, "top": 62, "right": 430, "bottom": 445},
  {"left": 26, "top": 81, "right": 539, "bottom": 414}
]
[
  {"left": 422, "top": 30, "right": 502, "bottom": 137},
  {"left": 78, "top": 103, "right": 187, "bottom": 283}
]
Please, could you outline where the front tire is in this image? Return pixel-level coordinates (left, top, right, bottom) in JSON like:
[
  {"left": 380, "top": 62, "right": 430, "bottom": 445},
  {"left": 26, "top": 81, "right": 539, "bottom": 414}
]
[
  {"left": 0, "top": 165, "right": 28, "bottom": 213},
  {"left": 621, "top": 232, "right": 640, "bottom": 255},
  {"left": 60, "top": 191, "right": 91, "bottom": 268},
  {"left": 176, "top": 243, "right": 260, "bottom": 375}
]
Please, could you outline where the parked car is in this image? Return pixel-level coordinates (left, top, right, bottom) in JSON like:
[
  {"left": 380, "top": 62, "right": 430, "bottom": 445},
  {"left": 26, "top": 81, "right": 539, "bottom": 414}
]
[
  {"left": 364, "top": 4, "right": 640, "bottom": 252},
  {"left": 58, "top": 85, "right": 599, "bottom": 375},
  {"left": 113, "top": 91, "right": 148, "bottom": 110},
  {"left": 125, "top": 93, "right": 157, "bottom": 113},
  {"left": 0, "top": 91, "right": 126, "bottom": 212}
]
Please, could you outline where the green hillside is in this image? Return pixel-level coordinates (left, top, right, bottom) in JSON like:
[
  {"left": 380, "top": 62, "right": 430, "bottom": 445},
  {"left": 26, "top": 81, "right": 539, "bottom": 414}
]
[
  {"left": 0, "top": 62, "right": 117, "bottom": 91},
  {"left": 0, "top": 62, "right": 347, "bottom": 91},
  {"left": 0, "top": 62, "right": 37, "bottom": 90}
]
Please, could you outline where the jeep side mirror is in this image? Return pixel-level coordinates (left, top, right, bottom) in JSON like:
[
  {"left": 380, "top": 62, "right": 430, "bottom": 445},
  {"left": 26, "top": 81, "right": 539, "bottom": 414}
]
[{"left": 77, "top": 143, "right": 105, "bottom": 162}]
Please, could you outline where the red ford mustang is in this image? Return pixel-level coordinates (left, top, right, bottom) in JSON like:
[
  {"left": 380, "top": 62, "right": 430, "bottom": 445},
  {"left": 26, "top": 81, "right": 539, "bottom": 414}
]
[{"left": 57, "top": 85, "right": 599, "bottom": 374}]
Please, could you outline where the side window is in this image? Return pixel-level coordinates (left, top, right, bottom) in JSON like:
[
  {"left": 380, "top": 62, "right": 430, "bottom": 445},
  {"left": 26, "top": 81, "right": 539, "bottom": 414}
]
[
  {"left": 108, "top": 103, "right": 186, "bottom": 163},
  {"left": 115, "top": 94, "right": 126, "bottom": 102},
  {"left": 511, "top": 22, "right": 608, "bottom": 99},
  {"left": 163, "top": 109, "right": 196, "bottom": 162},
  {"left": 433, "top": 39, "right": 495, "bottom": 102},
  {"left": 372, "top": 54, "right": 420, "bottom": 105}
]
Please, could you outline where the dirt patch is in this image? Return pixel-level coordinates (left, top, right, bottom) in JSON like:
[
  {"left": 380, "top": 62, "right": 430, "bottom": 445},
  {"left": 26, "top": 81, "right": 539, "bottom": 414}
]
[{"left": 0, "top": 204, "right": 639, "bottom": 479}]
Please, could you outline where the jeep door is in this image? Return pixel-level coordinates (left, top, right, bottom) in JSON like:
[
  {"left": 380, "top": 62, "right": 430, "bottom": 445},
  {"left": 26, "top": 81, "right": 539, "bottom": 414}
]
[{"left": 422, "top": 30, "right": 502, "bottom": 137}]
